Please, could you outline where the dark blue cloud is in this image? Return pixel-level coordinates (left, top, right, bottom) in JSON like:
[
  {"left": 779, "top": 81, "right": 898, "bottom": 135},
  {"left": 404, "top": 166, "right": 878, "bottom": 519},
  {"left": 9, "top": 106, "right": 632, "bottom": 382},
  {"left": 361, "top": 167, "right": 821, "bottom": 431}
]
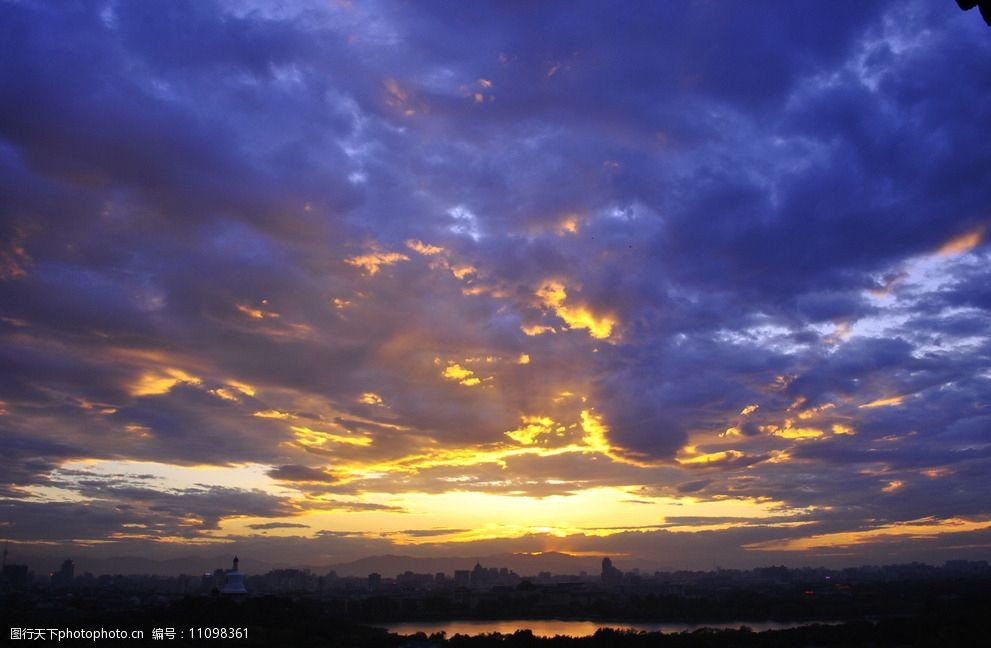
[{"left": 1, "top": 0, "right": 990, "bottom": 563}]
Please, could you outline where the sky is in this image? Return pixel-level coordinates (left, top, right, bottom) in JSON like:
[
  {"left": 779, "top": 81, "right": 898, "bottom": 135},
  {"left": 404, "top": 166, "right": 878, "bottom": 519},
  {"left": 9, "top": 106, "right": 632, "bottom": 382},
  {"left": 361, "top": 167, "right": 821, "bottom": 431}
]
[{"left": 1, "top": 0, "right": 990, "bottom": 572}]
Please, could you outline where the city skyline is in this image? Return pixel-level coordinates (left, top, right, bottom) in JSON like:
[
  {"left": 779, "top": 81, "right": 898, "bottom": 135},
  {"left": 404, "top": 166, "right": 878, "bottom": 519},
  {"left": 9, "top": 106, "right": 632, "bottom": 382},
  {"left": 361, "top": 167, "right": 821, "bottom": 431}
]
[{"left": 2, "top": 1, "right": 991, "bottom": 571}]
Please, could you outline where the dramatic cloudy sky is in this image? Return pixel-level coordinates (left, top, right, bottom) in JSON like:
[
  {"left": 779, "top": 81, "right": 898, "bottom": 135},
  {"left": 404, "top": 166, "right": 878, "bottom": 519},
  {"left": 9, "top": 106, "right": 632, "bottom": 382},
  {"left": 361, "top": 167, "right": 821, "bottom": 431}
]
[{"left": 1, "top": 0, "right": 990, "bottom": 571}]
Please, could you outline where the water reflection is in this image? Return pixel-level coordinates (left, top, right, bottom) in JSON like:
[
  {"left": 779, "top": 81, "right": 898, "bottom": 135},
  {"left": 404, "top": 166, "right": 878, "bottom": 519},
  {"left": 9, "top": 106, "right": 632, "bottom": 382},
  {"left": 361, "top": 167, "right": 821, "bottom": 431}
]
[{"left": 384, "top": 619, "right": 827, "bottom": 638}]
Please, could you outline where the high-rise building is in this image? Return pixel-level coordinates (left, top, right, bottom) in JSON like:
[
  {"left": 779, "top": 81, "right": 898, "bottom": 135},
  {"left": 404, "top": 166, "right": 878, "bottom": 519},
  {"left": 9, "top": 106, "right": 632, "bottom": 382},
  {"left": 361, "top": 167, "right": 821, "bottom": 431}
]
[
  {"left": 51, "top": 558, "right": 74, "bottom": 586},
  {"left": 1, "top": 542, "right": 30, "bottom": 590},
  {"left": 601, "top": 556, "right": 622, "bottom": 585}
]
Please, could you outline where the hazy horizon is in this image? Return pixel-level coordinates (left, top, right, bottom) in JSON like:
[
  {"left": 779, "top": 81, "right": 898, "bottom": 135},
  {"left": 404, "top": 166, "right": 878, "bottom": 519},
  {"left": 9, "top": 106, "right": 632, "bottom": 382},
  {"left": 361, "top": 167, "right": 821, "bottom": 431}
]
[
  {"left": 2, "top": 2, "right": 990, "bottom": 572},
  {"left": 10, "top": 546, "right": 987, "bottom": 580}
]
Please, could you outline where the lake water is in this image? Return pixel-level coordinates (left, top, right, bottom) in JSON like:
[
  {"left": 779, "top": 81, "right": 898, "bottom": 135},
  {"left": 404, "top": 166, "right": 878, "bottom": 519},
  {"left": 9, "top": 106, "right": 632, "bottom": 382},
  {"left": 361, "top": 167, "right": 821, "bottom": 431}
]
[{"left": 384, "top": 619, "right": 828, "bottom": 638}]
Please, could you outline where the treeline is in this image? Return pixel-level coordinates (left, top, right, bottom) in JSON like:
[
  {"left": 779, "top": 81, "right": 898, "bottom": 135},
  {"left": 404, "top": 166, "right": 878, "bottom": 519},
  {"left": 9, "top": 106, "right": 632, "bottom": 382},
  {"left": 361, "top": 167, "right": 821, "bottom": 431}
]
[
  {"left": 324, "top": 577, "right": 991, "bottom": 623},
  {"left": 402, "top": 616, "right": 989, "bottom": 647},
  {"left": 4, "top": 577, "right": 990, "bottom": 646}
]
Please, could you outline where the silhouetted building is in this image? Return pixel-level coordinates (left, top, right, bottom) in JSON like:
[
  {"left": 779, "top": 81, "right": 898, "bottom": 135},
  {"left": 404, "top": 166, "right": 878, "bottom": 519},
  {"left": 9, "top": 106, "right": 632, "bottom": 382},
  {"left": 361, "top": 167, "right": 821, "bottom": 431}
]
[
  {"left": 601, "top": 556, "right": 622, "bottom": 585},
  {"left": 221, "top": 556, "right": 247, "bottom": 596},
  {"left": 453, "top": 570, "right": 470, "bottom": 587},
  {"left": 471, "top": 562, "right": 486, "bottom": 586},
  {"left": 2, "top": 564, "right": 30, "bottom": 589},
  {"left": 396, "top": 570, "right": 434, "bottom": 589},
  {"left": 1, "top": 542, "right": 30, "bottom": 590},
  {"left": 367, "top": 572, "right": 381, "bottom": 591},
  {"left": 51, "top": 558, "right": 74, "bottom": 586},
  {"left": 251, "top": 568, "right": 316, "bottom": 592},
  {"left": 945, "top": 559, "right": 989, "bottom": 574},
  {"left": 203, "top": 567, "right": 226, "bottom": 593}
]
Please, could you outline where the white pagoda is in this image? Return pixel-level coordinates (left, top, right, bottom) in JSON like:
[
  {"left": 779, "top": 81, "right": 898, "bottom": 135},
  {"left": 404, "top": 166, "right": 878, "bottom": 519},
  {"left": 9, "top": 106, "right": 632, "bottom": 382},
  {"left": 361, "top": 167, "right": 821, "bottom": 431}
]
[{"left": 221, "top": 556, "right": 247, "bottom": 596}]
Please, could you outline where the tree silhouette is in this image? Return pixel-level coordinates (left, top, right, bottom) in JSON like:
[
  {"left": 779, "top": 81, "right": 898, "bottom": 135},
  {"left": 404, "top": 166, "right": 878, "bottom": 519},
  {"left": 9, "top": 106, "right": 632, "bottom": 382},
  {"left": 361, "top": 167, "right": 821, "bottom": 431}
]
[{"left": 957, "top": 0, "right": 991, "bottom": 27}]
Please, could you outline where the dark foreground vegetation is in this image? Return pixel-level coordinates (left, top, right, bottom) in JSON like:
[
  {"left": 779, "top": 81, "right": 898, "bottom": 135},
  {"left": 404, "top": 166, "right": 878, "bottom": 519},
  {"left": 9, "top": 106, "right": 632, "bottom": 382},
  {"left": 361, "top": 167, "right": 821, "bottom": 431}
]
[{"left": 5, "top": 575, "right": 990, "bottom": 646}]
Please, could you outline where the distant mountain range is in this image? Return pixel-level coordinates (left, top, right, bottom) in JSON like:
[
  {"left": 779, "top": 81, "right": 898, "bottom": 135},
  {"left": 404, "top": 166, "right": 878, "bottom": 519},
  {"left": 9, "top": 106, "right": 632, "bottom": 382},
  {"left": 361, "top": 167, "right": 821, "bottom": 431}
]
[{"left": 325, "top": 552, "right": 608, "bottom": 578}]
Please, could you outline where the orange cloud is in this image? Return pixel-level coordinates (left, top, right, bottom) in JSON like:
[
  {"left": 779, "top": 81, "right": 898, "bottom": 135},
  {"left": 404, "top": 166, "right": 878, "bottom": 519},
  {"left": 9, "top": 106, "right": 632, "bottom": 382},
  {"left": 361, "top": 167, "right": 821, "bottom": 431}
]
[
  {"left": 254, "top": 410, "right": 295, "bottom": 420},
  {"left": 505, "top": 416, "right": 557, "bottom": 445},
  {"left": 797, "top": 402, "right": 835, "bottom": 420},
  {"left": 745, "top": 517, "right": 991, "bottom": 552},
  {"left": 359, "top": 392, "right": 384, "bottom": 405},
  {"left": 130, "top": 368, "right": 201, "bottom": 396},
  {"left": 677, "top": 449, "right": 745, "bottom": 466},
  {"left": 345, "top": 248, "right": 410, "bottom": 275},
  {"left": 859, "top": 395, "right": 904, "bottom": 409},
  {"left": 440, "top": 362, "right": 485, "bottom": 387},
  {"left": 291, "top": 425, "right": 372, "bottom": 448},
  {"left": 882, "top": 480, "right": 904, "bottom": 493},
  {"left": 536, "top": 281, "right": 615, "bottom": 339},
  {"left": 521, "top": 324, "right": 557, "bottom": 336},
  {"left": 383, "top": 78, "right": 424, "bottom": 116},
  {"left": 236, "top": 302, "right": 278, "bottom": 319},
  {"left": 558, "top": 215, "right": 580, "bottom": 235},
  {"left": 774, "top": 426, "right": 824, "bottom": 440},
  {"left": 936, "top": 227, "right": 984, "bottom": 256},
  {"left": 405, "top": 239, "right": 444, "bottom": 255},
  {"left": 451, "top": 264, "right": 476, "bottom": 280}
]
